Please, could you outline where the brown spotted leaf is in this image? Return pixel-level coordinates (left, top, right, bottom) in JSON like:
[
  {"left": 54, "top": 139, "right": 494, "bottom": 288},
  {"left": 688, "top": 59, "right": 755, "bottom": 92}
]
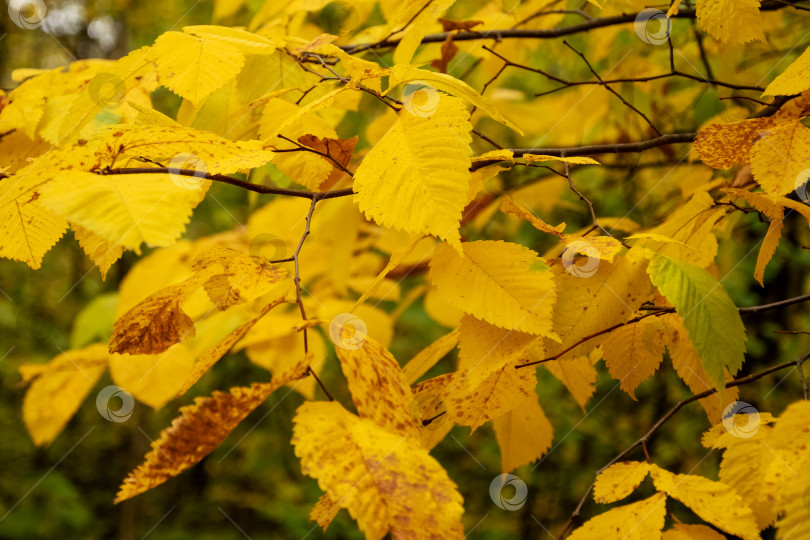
[
  {"left": 694, "top": 118, "right": 773, "bottom": 169},
  {"left": 334, "top": 336, "right": 419, "bottom": 438},
  {"left": 292, "top": 401, "right": 465, "bottom": 540},
  {"left": 310, "top": 493, "right": 340, "bottom": 532},
  {"left": 192, "top": 244, "right": 287, "bottom": 310},
  {"left": 109, "top": 278, "right": 200, "bottom": 355},
  {"left": 115, "top": 359, "right": 309, "bottom": 503}
]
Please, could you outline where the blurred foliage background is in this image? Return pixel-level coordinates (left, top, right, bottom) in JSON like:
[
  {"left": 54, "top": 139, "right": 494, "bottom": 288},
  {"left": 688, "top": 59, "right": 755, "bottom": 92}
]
[{"left": 2, "top": 0, "right": 810, "bottom": 539}]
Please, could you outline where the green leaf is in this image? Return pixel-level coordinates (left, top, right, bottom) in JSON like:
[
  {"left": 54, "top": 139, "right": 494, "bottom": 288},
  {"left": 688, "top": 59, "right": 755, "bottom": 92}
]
[{"left": 647, "top": 254, "right": 746, "bottom": 391}]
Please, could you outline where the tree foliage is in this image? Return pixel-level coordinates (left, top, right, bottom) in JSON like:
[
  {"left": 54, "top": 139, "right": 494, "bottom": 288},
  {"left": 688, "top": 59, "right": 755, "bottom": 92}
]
[{"left": 3, "top": 0, "right": 810, "bottom": 538}]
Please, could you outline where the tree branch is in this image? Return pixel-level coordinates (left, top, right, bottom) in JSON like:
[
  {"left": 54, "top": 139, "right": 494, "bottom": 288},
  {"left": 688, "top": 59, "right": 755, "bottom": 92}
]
[
  {"left": 342, "top": 2, "right": 792, "bottom": 53},
  {"left": 519, "top": 292, "right": 810, "bottom": 368},
  {"left": 103, "top": 167, "right": 354, "bottom": 200}
]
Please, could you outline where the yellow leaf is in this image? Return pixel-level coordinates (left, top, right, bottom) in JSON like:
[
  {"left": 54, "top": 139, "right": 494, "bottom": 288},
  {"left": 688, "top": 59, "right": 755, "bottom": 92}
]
[
  {"left": 501, "top": 195, "right": 567, "bottom": 237},
  {"left": 429, "top": 240, "right": 557, "bottom": 337},
  {"left": 696, "top": 0, "right": 764, "bottom": 44},
  {"left": 115, "top": 359, "right": 309, "bottom": 502},
  {"left": 104, "top": 125, "right": 275, "bottom": 175},
  {"left": 754, "top": 219, "right": 782, "bottom": 286},
  {"left": 410, "top": 373, "right": 454, "bottom": 449},
  {"left": 109, "top": 344, "right": 194, "bottom": 409},
  {"left": 0, "top": 182, "right": 67, "bottom": 269},
  {"left": 601, "top": 317, "right": 666, "bottom": 399},
  {"left": 763, "top": 45, "right": 810, "bottom": 96},
  {"left": 471, "top": 149, "right": 515, "bottom": 163},
  {"left": 648, "top": 192, "right": 724, "bottom": 268},
  {"left": 179, "top": 298, "right": 287, "bottom": 395},
  {"left": 761, "top": 400, "right": 810, "bottom": 502},
  {"left": 109, "top": 278, "right": 200, "bottom": 355},
  {"left": 493, "top": 393, "right": 553, "bottom": 472},
  {"left": 540, "top": 348, "right": 600, "bottom": 411},
  {"left": 662, "top": 524, "right": 727, "bottom": 540},
  {"left": 310, "top": 493, "right": 340, "bottom": 532},
  {"left": 352, "top": 95, "right": 472, "bottom": 248},
  {"left": 258, "top": 98, "right": 338, "bottom": 190},
  {"left": 546, "top": 247, "right": 651, "bottom": 360},
  {"left": 593, "top": 461, "right": 651, "bottom": 503},
  {"left": 351, "top": 233, "right": 426, "bottom": 311},
  {"left": 149, "top": 31, "right": 245, "bottom": 105},
  {"left": 523, "top": 154, "right": 600, "bottom": 165},
  {"left": 388, "top": 65, "right": 522, "bottom": 133},
  {"left": 334, "top": 336, "right": 420, "bottom": 438},
  {"left": 694, "top": 117, "right": 773, "bottom": 169},
  {"left": 392, "top": 0, "right": 454, "bottom": 66},
  {"left": 446, "top": 355, "right": 538, "bottom": 432},
  {"left": 72, "top": 223, "right": 124, "bottom": 281},
  {"left": 292, "top": 401, "right": 465, "bottom": 540},
  {"left": 774, "top": 468, "right": 810, "bottom": 540},
  {"left": 21, "top": 344, "right": 108, "bottom": 446},
  {"left": 649, "top": 464, "right": 759, "bottom": 540},
  {"left": 569, "top": 492, "right": 667, "bottom": 540},
  {"left": 192, "top": 245, "right": 287, "bottom": 309},
  {"left": 38, "top": 171, "right": 209, "bottom": 253},
  {"left": 402, "top": 328, "right": 460, "bottom": 384},
  {"left": 750, "top": 118, "right": 810, "bottom": 196},
  {"left": 457, "top": 314, "right": 538, "bottom": 394},
  {"left": 182, "top": 25, "right": 279, "bottom": 54}
]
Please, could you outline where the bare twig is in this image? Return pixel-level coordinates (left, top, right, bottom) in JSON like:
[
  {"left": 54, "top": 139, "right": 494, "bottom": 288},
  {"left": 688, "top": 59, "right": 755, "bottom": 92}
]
[{"left": 562, "top": 40, "right": 661, "bottom": 136}]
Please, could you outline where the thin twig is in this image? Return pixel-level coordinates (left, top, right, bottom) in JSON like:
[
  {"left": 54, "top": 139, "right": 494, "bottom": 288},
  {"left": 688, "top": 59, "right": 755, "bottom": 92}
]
[
  {"left": 291, "top": 196, "right": 334, "bottom": 401},
  {"left": 563, "top": 40, "right": 661, "bottom": 136}
]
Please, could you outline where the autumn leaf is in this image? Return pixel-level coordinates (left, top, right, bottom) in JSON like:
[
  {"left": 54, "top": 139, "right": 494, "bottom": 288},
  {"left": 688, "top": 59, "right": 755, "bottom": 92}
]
[
  {"left": 493, "top": 393, "right": 553, "bottom": 472},
  {"left": 38, "top": 171, "right": 209, "bottom": 253},
  {"left": 109, "top": 344, "right": 194, "bottom": 409},
  {"left": 501, "top": 195, "right": 622, "bottom": 264},
  {"left": 352, "top": 94, "right": 472, "bottom": 247},
  {"left": 334, "top": 336, "right": 420, "bottom": 438},
  {"left": 763, "top": 46, "right": 810, "bottom": 96},
  {"left": 750, "top": 117, "right": 810, "bottom": 197},
  {"left": 292, "top": 401, "right": 465, "bottom": 540},
  {"left": 600, "top": 316, "right": 666, "bottom": 399},
  {"left": 429, "top": 240, "right": 558, "bottom": 337},
  {"left": 569, "top": 492, "right": 667, "bottom": 540},
  {"left": 191, "top": 244, "right": 287, "bottom": 309},
  {"left": 694, "top": 117, "right": 773, "bottom": 169},
  {"left": 649, "top": 464, "right": 759, "bottom": 540},
  {"left": 401, "top": 328, "right": 459, "bottom": 385},
  {"left": 21, "top": 344, "right": 108, "bottom": 446},
  {"left": 696, "top": 0, "right": 764, "bottom": 44},
  {"left": 109, "top": 278, "right": 200, "bottom": 355},
  {"left": 593, "top": 461, "right": 651, "bottom": 504},
  {"left": 72, "top": 223, "right": 124, "bottom": 281},
  {"left": 148, "top": 30, "right": 245, "bottom": 105},
  {"left": 115, "top": 359, "right": 309, "bottom": 503}
]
